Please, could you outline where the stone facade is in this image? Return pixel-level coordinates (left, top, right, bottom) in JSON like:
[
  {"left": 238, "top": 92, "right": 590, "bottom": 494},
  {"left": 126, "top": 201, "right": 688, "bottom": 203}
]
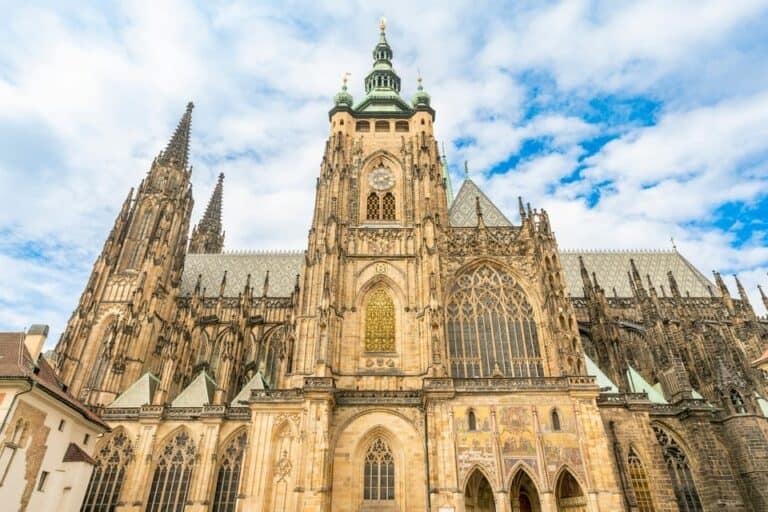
[{"left": 52, "top": 24, "right": 768, "bottom": 512}]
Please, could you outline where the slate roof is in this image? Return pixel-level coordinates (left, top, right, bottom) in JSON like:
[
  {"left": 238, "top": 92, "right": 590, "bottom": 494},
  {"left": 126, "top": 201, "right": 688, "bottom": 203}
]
[
  {"left": 560, "top": 250, "right": 715, "bottom": 298},
  {"left": 179, "top": 252, "right": 304, "bottom": 298},
  {"left": 449, "top": 178, "right": 513, "bottom": 227},
  {"left": 0, "top": 333, "right": 107, "bottom": 429}
]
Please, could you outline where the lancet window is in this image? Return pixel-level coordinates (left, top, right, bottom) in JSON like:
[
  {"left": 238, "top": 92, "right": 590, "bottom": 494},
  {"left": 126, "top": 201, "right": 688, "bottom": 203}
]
[
  {"left": 652, "top": 426, "right": 702, "bottom": 512},
  {"left": 446, "top": 263, "right": 543, "bottom": 378},
  {"left": 146, "top": 430, "right": 196, "bottom": 512},
  {"left": 364, "top": 439, "right": 395, "bottom": 501},
  {"left": 382, "top": 193, "right": 396, "bottom": 220},
  {"left": 211, "top": 431, "right": 247, "bottom": 512},
  {"left": 367, "top": 193, "right": 380, "bottom": 220},
  {"left": 627, "top": 448, "right": 655, "bottom": 512},
  {"left": 81, "top": 431, "right": 133, "bottom": 512},
  {"left": 364, "top": 288, "right": 396, "bottom": 352}
]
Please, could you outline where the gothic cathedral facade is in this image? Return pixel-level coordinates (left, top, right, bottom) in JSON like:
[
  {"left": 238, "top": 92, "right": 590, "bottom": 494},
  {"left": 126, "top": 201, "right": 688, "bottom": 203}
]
[{"left": 56, "top": 24, "right": 768, "bottom": 512}]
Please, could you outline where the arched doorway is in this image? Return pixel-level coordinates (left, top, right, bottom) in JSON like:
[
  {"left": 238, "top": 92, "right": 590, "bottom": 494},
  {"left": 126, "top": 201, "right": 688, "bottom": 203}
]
[
  {"left": 555, "top": 470, "right": 587, "bottom": 512},
  {"left": 510, "top": 469, "right": 540, "bottom": 512},
  {"left": 465, "top": 469, "right": 495, "bottom": 512}
]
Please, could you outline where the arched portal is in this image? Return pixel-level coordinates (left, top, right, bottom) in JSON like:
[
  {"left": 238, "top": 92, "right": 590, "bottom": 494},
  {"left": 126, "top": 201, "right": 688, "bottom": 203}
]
[
  {"left": 555, "top": 470, "right": 587, "bottom": 512},
  {"left": 510, "top": 469, "right": 540, "bottom": 512},
  {"left": 464, "top": 469, "right": 495, "bottom": 512}
]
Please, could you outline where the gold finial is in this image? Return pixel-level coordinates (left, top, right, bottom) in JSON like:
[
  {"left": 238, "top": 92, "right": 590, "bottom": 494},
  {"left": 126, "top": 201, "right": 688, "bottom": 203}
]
[{"left": 379, "top": 17, "right": 387, "bottom": 32}]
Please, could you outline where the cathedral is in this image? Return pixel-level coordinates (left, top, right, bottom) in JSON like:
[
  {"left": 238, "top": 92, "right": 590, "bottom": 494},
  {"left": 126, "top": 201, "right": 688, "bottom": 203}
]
[{"left": 53, "top": 23, "right": 768, "bottom": 512}]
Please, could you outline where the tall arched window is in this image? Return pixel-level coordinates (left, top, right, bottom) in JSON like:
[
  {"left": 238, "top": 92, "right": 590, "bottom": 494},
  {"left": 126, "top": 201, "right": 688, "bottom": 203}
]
[
  {"left": 382, "top": 193, "right": 396, "bottom": 220},
  {"left": 467, "top": 410, "right": 477, "bottom": 431},
  {"left": 627, "top": 448, "right": 655, "bottom": 512},
  {"left": 730, "top": 389, "right": 746, "bottom": 414},
  {"left": 364, "top": 439, "right": 394, "bottom": 501},
  {"left": 652, "top": 426, "right": 702, "bottom": 512},
  {"left": 137, "top": 209, "right": 154, "bottom": 239},
  {"left": 259, "top": 326, "right": 285, "bottom": 387},
  {"left": 81, "top": 431, "right": 133, "bottom": 512},
  {"left": 211, "top": 430, "right": 247, "bottom": 512},
  {"left": 364, "top": 288, "right": 395, "bottom": 352},
  {"left": 551, "top": 409, "right": 561, "bottom": 431},
  {"left": 146, "top": 430, "right": 196, "bottom": 512},
  {"left": 446, "top": 263, "right": 542, "bottom": 378},
  {"left": 367, "top": 193, "right": 380, "bottom": 220}
]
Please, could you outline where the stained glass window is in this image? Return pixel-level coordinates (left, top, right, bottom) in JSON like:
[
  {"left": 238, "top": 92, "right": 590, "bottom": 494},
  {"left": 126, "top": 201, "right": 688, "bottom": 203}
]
[
  {"left": 653, "top": 426, "right": 702, "bottom": 512},
  {"left": 211, "top": 431, "right": 247, "bottom": 512},
  {"left": 364, "top": 439, "right": 394, "bottom": 501},
  {"left": 628, "top": 448, "right": 655, "bottom": 512},
  {"left": 382, "top": 193, "right": 396, "bottom": 220},
  {"left": 367, "top": 193, "right": 380, "bottom": 220},
  {"left": 81, "top": 431, "right": 133, "bottom": 512},
  {"left": 146, "top": 431, "right": 196, "bottom": 512},
  {"left": 364, "top": 288, "right": 395, "bottom": 352},
  {"left": 446, "top": 264, "right": 542, "bottom": 378}
]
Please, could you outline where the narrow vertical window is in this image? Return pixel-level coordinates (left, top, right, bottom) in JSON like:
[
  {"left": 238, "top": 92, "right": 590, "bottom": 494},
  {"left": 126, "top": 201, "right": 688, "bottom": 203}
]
[
  {"left": 81, "top": 431, "right": 133, "bottom": 512},
  {"left": 653, "top": 426, "right": 702, "bottom": 512},
  {"left": 382, "top": 193, "right": 395, "bottom": 220},
  {"left": 211, "top": 431, "right": 247, "bottom": 512},
  {"left": 367, "top": 193, "right": 380, "bottom": 220},
  {"left": 628, "top": 449, "right": 656, "bottom": 512},
  {"left": 551, "top": 410, "right": 561, "bottom": 431},
  {"left": 146, "top": 431, "right": 196, "bottom": 512},
  {"left": 364, "top": 288, "right": 395, "bottom": 352},
  {"left": 364, "top": 439, "right": 394, "bottom": 501},
  {"left": 730, "top": 389, "right": 746, "bottom": 414},
  {"left": 37, "top": 471, "right": 49, "bottom": 491},
  {"left": 467, "top": 411, "right": 477, "bottom": 431}
]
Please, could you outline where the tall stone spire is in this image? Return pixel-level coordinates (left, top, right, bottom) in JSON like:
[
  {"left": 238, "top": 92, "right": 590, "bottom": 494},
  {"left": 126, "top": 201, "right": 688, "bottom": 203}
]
[
  {"left": 158, "top": 101, "right": 194, "bottom": 169},
  {"left": 189, "top": 173, "right": 225, "bottom": 254}
]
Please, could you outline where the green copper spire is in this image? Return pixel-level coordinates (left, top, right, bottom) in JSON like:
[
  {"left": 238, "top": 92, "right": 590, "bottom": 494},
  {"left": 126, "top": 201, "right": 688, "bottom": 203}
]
[
  {"left": 333, "top": 72, "right": 353, "bottom": 107},
  {"left": 412, "top": 75, "right": 431, "bottom": 108}
]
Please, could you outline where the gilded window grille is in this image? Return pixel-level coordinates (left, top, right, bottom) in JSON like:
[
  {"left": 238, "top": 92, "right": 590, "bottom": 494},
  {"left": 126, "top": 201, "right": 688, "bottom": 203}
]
[
  {"left": 146, "top": 431, "right": 196, "bottom": 512},
  {"left": 627, "top": 449, "right": 655, "bottom": 512},
  {"left": 382, "top": 193, "right": 396, "bottom": 220},
  {"left": 211, "top": 431, "right": 247, "bottom": 512},
  {"left": 364, "top": 438, "right": 395, "bottom": 501},
  {"left": 446, "top": 264, "right": 543, "bottom": 378},
  {"left": 364, "top": 288, "right": 396, "bottom": 352},
  {"left": 81, "top": 431, "right": 133, "bottom": 512},
  {"left": 652, "top": 426, "right": 702, "bottom": 512},
  {"left": 367, "top": 193, "right": 380, "bottom": 220}
]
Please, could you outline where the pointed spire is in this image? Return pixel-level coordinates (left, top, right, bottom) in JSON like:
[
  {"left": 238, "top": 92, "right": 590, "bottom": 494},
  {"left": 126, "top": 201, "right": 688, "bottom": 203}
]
[
  {"left": 441, "top": 142, "right": 454, "bottom": 207},
  {"left": 667, "top": 270, "right": 681, "bottom": 298},
  {"left": 474, "top": 196, "right": 486, "bottom": 228},
  {"left": 578, "top": 256, "right": 593, "bottom": 297},
  {"left": 158, "top": 102, "right": 194, "bottom": 169},
  {"left": 188, "top": 173, "right": 225, "bottom": 254},
  {"left": 464, "top": 160, "right": 470, "bottom": 179},
  {"left": 518, "top": 196, "right": 526, "bottom": 222},
  {"left": 758, "top": 284, "right": 768, "bottom": 311},
  {"left": 262, "top": 270, "right": 270, "bottom": 297}
]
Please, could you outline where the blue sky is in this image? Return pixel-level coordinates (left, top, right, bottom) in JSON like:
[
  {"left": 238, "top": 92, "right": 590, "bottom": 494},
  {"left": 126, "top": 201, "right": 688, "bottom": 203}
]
[{"left": 1, "top": 0, "right": 768, "bottom": 346}]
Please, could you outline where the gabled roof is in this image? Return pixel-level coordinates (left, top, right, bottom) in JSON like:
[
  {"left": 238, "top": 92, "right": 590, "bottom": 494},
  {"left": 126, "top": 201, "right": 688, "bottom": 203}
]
[
  {"left": 230, "top": 372, "right": 266, "bottom": 406},
  {"left": 584, "top": 353, "right": 619, "bottom": 393},
  {"left": 179, "top": 251, "right": 304, "bottom": 298},
  {"left": 0, "top": 333, "right": 107, "bottom": 429},
  {"left": 627, "top": 366, "right": 668, "bottom": 404},
  {"left": 449, "top": 178, "right": 513, "bottom": 227},
  {"left": 62, "top": 443, "right": 96, "bottom": 465},
  {"left": 106, "top": 372, "right": 159, "bottom": 408},
  {"left": 560, "top": 250, "right": 715, "bottom": 298},
  {"left": 171, "top": 371, "right": 216, "bottom": 407}
]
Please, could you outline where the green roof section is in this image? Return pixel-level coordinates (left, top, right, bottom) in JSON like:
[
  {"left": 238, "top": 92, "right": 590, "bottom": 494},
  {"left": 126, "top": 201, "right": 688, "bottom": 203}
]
[
  {"left": 171, "top": 371, "right": 216, "bottom": 407},
  {"left": 584, "top": 353, "right": 619, "bottom": 393},
  {"left": 230, "top": 371, "right": 267, "bottom": 406},
  {"left": 627, "top": 366, "right": 668, "bottom": 404},
  {"left": 106, "top": 372, "right": 159, "bottom": 408}
]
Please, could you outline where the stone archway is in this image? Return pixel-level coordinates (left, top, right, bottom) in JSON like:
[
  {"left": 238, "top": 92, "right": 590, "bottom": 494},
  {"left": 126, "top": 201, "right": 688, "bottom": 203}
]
[
  {"left": 555, "top": 470, "right": 587, "bottom": 512},
  {"left": 510, "top": 469, "right": 541, "bottom": 512},
  {"left": 464, "top": 468, "right": 495, "bottom": 512}
]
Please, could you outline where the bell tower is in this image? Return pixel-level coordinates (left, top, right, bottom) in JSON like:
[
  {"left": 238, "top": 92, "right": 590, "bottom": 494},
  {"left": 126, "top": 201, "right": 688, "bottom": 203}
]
[{"left": 289, "top": 21, "right": 451, "bottom": 389}]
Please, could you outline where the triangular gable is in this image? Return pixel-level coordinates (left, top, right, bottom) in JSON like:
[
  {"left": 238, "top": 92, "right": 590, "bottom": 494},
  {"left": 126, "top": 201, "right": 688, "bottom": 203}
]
[
  {"left": 171, "top": 371, "right": 216, "bottom": 407},
  {"left": 106, "top": 372, "right": 159, "bottom": 408},
  {"left": 230, "top": 372, "right": 267, "bottom": 406},
  {"left": 627, "top": 366, "right": 668, "bottom": 404},
  {"left": 583, "top": 354, "right": 619, "bottom": 393},
  {"left": 449, "top": 178, "right": 512, "bottom": 227}
]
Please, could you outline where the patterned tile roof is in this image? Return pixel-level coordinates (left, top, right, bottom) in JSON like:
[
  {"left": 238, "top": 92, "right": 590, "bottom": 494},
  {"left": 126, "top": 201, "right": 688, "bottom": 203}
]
[
  {"left": 449, "top": 178, "right": 513, "bottom": 227},
  {"left": 560, "top": 250, "right": 715, "bottom": 298},
  {"left": 179, "top": 252, "right": 304, "bottom": 298}
]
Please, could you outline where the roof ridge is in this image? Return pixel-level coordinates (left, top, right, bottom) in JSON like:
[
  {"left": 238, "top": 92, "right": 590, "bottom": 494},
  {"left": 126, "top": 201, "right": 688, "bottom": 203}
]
[
  {"left": 218, "top": 249, "right": 305, "bottom": 255},
  {"left": 559, "top": 248, "right": 676, "bottom": 254}
]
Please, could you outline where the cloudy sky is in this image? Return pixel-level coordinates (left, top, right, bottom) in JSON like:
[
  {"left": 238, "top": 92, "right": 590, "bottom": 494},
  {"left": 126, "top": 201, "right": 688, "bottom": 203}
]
[{"left": 1, "top": 0, "right": 768, "bottom": 346}]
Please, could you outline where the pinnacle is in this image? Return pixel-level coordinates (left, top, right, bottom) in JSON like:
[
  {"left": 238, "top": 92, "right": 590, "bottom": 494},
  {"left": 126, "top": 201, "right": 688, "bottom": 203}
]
[
  {"left": 188, "top": 173, "right": 225, "bottom": 254},
  {"left": 158, "top": 102, "right": 194, "bottom": 169}
]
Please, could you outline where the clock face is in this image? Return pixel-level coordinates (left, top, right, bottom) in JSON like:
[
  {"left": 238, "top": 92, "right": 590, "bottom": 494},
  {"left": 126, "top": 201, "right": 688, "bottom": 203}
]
[{"left": 368, "top": 166, "right": 395, "bottom": 191}]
